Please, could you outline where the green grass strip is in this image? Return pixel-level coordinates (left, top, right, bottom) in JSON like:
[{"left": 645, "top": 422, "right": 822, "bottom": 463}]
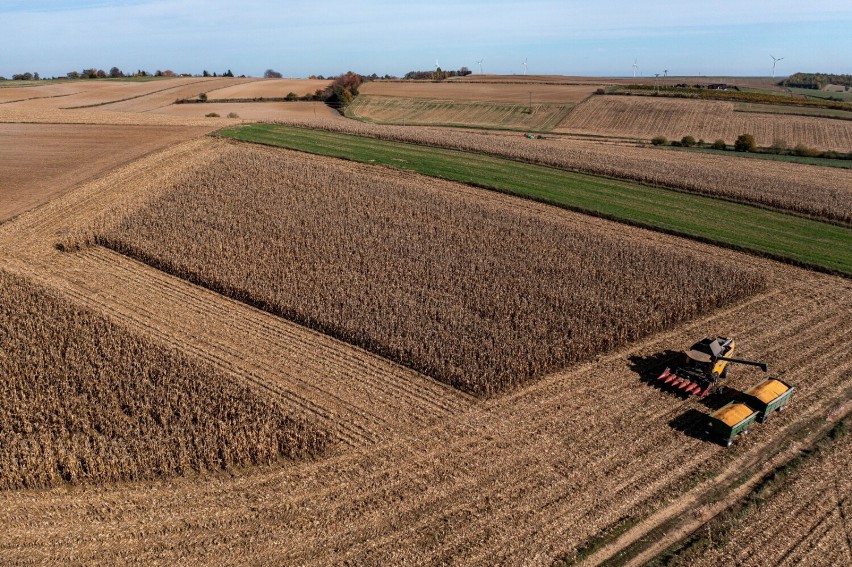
[{"left": 217, "top": 124, "right": 852, "bottom": 276}]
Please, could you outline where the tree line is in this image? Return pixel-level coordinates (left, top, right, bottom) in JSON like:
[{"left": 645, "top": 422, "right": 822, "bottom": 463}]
[
  {"left": 2, "top": 67, "right": 240, "bottom": 81},
  {"left": 782, "top": 73, "right": 852, "bottom": 90},
  {"left": 404, "top": 67, "right": 472, "bottom": 80}
]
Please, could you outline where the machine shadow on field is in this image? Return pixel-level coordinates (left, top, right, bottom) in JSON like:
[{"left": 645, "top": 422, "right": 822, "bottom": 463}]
[
  {"left": 628, "top": 350, "right": 683, "bottom": 393},
  {"left": 668, "top": 409, "right": 710, "bottom": 442}
]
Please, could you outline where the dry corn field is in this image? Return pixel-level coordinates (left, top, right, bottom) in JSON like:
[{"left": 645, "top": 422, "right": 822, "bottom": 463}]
[
  {"left": 0, "top": 268, "right": 329, "bottom": 490},
  {"left": 0, "top": 80, "right": 851, "bottom": 565},
  {"left": 97, "top": 143, "right": 764, "bottom": 396},
  {"left": 556, "top": 95, "right": 852, "bottom": 152},
  {"left": 271, "top": 116, "right": 852, "bottom": 225}
]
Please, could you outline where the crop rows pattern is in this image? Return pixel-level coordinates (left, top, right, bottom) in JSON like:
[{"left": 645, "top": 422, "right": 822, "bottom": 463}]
[
  {"left": 348, "top": 96, "right": 573, "bottom": 131},
  {"left": 260, "top": 117, "right": 852, "bottom": 225},
  {"left": 100, "top": 144, "right": 765, "bottom": 396},
  {"left": 0, "top": 268, "right": 329, "bottom": 490},
  {"left": 558, "top": 95, "right": 852, "bottom": 152}
]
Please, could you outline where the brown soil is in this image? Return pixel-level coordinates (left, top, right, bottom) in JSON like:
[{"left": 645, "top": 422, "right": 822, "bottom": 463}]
[
  {"left": 0, "top": 136, "right": 849, "bottom": 565},
  {"left": 0, "top": 123, "right": 213, "bottom": 223}
]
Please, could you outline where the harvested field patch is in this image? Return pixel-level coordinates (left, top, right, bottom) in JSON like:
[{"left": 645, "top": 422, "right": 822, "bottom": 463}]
[
  {"left": 0, "top": 123, "right": 213, "bottom": 222},
  {"left": 735, "top": 101, "right": 852, "bottom": 121},
  {"left": 203, "top": 78, "right": 332, "bottom": 99},
  {"left": 662, "top": 419, "right": 852, "bottom": 567},
  {"left": 556, "top": 95, "right": 852, "bottom": 152},
  {"left": 0, "top": 268, "right": 329, "bottom": 490},
  {"left": 347, "top": 95, "right": 572, "bottom": 131},
  {"left": 153, "top": 101, "right": 342, "bottom": 122},
  {"left": 361, "top": 81, "right": 596, "bottom": 103},
  {"left": 100, "top": 143, "right": 765, "bottom": 395}
]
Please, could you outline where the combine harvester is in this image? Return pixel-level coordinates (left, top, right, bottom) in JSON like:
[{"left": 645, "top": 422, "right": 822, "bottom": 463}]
[{"left": 656, "top": 337, "right": 768, "bottom": 396}]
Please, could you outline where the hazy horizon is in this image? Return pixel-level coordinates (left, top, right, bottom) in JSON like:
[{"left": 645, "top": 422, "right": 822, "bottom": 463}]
[{"left": 2, "top": 1, "right": 851, "bottom": 79}]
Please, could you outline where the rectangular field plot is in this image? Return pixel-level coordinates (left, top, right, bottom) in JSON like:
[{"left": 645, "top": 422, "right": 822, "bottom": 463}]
[
  {"left": 347, "top": 95, "right": 573, "bottom": 131},
  {"left": 101, "top": 144, "right": 765, "bottom": 396},
  {"left": 0, "top": 123, "right": 211, "bottom": 222}
]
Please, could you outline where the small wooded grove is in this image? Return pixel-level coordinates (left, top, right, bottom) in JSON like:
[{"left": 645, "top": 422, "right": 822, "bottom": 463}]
[{"left": 782, "top": 73, "right": 852, "bottom": 89}]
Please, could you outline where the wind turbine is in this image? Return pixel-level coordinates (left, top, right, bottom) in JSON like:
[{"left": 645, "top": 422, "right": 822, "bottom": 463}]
[
  {"left": 632, "top": 58, "right": 639, "bottom": 78},
  {"left": 476, "top": 59, "right": 484, "bottom": 74},
  {"left": 664, "top": 69, "right": 668, "bottom": 77},
  {"left": 435, "top": 59, "right": 440, "bottom": 71},
  {"left": 770, "top": 55, "right": 784, "bottom": 78},
  {"left": 523, "top": 57, "right": 528, "bottom": 75}
]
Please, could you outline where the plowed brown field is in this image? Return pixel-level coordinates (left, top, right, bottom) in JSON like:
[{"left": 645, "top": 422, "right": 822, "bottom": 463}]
[
  {"left": 556, "top": 95, "right": 852, "bottom": 151},
  {"left": 0, "top": 123, "right": 213, "bottom": 222},
  {"left": 0, "top": 133, "right": 850, "bottom": 565}
]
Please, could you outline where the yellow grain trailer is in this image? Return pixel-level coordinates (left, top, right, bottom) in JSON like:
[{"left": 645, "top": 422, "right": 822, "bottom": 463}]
[
  {"left": 741, "top": 378, "right": 795, "bottom": 423},
  {"left": 705, "top": 402, "right": 759, "bottom": 447}
]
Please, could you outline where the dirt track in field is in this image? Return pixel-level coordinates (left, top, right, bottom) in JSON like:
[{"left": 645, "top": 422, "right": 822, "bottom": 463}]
[
  {"left": 0, "top": 123, "right": 214, "bottom": 222},
  {"left": 0, "top": 134, "right": 850, "bottom": 565},
  {"left": 688, "top": 435, "right": 852, "bottom": 567}
]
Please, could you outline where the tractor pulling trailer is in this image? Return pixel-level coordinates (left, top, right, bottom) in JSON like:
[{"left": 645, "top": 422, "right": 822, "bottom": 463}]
[{"left": 658, "top": 337, "right": 796, "bottom": 447}]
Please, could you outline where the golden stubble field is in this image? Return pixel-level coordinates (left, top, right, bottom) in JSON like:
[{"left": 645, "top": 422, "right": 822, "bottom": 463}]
[{"left": 0, "top": 133, "right": 850, "bottom": 565}]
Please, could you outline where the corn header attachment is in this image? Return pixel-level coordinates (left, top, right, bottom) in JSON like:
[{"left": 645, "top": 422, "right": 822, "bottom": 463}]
[{"left": 656, "top": 337, "right": 768, "bottom": 396}]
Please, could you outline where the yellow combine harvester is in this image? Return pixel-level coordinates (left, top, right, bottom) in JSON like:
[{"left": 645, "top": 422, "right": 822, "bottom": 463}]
[{"left": 657, "top": 337, "right": 768, "bottom": 396}]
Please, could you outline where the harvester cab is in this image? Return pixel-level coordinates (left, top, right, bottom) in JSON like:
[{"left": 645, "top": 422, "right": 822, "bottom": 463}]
[{"left": 657, "top": 337, "right": 768, "bottom": 396}]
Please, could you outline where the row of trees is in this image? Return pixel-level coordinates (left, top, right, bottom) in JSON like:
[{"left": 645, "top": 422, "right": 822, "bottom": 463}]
[
  {"left": 6, "top": 72, "right": 40, "bottom": 80},
  {"left": 2, "top": 68, "right": 239, "bottom": 80},
  {"left": 782, "top": 73, "right": 852, "bottom": 90},
  {"left": 404, "top": 66, "right": 472, "bottom": 80}
]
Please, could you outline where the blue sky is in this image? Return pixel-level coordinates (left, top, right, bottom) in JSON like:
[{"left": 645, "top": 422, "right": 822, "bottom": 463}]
[{"left": 2, "top": 1, "right": 851, "bottom": 78}]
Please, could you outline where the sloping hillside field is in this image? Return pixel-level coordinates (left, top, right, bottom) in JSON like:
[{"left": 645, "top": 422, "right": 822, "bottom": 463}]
[{"left": 100, "top": 143, "right": 763, "bottom": 395}]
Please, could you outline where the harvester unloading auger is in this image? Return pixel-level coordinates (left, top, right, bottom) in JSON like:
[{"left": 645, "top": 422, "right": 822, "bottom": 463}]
[{"left": 657, "top": 337, "right": 768, "bottom": 396}]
